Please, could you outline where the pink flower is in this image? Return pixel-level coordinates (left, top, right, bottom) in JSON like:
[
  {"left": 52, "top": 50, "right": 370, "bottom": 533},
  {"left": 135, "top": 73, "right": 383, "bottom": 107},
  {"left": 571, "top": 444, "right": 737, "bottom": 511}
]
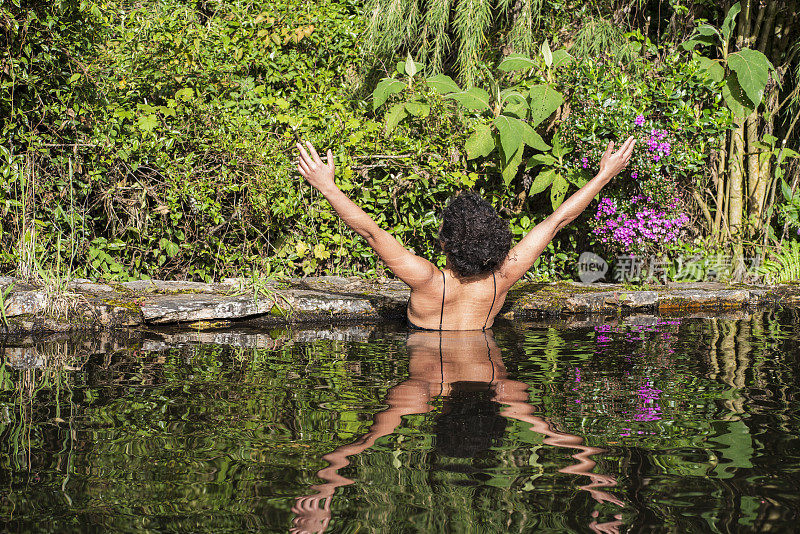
[{"left": 634, "top": 115, "right": 645, "bottom": 126}]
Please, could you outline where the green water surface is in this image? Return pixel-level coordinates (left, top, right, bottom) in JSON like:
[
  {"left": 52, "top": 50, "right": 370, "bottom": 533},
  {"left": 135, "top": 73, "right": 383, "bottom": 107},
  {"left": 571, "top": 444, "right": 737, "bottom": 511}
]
[{"left": 1, "top": 310, "right": 799, "bottom": 533}]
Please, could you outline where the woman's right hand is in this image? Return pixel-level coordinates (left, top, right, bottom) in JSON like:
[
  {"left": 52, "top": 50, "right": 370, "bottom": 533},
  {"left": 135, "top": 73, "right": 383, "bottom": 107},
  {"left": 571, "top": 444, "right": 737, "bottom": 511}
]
[
  {"left": 297, "top": 141, "right": 336, "bottom": 192},
  {"left": 597, "top": 136, "right": 636, "bottom": 181}
]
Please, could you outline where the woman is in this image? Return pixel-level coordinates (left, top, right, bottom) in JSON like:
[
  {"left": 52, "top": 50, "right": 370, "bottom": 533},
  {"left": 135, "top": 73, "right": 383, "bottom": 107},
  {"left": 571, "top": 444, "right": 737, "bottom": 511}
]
[{"left": 296, "top": 137, "right": 635, "bottom": 330}]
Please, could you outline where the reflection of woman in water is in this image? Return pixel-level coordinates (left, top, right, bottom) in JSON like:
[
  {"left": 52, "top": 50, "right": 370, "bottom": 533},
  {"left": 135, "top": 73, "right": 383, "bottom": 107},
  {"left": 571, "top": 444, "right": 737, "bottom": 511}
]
[
  {"left": 296, "top": 138, "right": 634, "bottom": 331},
  {"left": 291, "top": 330, "right": 624, "bottom": 534}
]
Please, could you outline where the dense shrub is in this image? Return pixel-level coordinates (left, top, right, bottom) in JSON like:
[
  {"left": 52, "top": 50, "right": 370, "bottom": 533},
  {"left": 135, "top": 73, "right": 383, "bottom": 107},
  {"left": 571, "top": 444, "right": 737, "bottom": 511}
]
[
  {"left": 557, "top": 54, "right": 729, "bottom": 258},
  {"left": 1, "top": 0, "right": 795, "bottom": 284}
]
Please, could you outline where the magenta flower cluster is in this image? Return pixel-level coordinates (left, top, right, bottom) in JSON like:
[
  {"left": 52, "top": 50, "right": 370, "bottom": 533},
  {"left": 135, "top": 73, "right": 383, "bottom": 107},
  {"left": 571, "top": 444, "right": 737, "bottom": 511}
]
[
  {"left": 634, "top": 114, "right": 645, "bottom": 126},
  {"left": 647, "top": 129, "right": 671, "bottom": 162},
  {"left": 592, "top": 196, "right": 689, "bottom": 251}
]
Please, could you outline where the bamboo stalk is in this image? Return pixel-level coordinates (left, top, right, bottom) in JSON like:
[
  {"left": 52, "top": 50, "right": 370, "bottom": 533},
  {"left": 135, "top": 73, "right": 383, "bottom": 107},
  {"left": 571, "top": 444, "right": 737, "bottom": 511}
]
[
  {"left": 746, "top": 110, "right": 765, "bottom": 220},
  {"left": 729, "top": 125, "right": 745, "bottom": 239},
  {"left": 713, "top": 144, "right": 727, "bottom": 241},
  {"left": 693, "top": 189, "right": 715, "bottom": 228},
  {"left": 756, "top": 0, "right": 779, "bottom": 55},
  {"left": 750, "top": 0, "right": 767, "bottom": 45}
]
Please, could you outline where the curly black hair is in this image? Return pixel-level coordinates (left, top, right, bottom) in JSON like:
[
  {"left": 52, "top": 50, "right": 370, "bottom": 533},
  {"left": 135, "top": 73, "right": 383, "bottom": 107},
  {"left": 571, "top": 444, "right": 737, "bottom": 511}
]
[{"left": 438, "top": 191, "right": 512, "bottom": 277}]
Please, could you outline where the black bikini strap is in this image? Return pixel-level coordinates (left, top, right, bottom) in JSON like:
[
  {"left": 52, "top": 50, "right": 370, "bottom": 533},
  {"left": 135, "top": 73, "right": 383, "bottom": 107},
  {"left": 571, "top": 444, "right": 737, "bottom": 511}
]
[
  {"left": 439, "top": 270, "right": 446, "bottom": 331},
  {"left": 483, "top": 272, "right": 496, "bottom": 331},
  {"left": 484, "top": 330, "right": 495, "bottom": 384},
  {"left": 438, "top": 331, "right": 444, "bottom": 397}
]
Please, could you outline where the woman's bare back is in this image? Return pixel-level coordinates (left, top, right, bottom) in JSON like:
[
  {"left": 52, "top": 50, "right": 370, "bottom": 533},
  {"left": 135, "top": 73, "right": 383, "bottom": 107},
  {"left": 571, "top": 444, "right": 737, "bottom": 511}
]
[{"left": 406, "top": 268, "right": 508, "bottom": 330}]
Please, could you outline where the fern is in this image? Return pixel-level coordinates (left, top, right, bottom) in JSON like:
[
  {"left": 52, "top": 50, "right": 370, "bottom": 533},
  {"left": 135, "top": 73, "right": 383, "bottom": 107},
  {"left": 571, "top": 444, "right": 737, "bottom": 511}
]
[
  {"left": 778, "top": 180, "right": 800, "bottom": 231},
  {"left": 508, "top": 0, "right": 533, "bottom": 56},
  {"left": 454, "top": 0, "right": 493, "bottom": 85},
  {"left": 362, "top": 0, "right": 547, "bottom": 85},
  {"left": 758, "top": 241, "right": 800, "bottom": 283},
  {"left": 571, "top": 17, "right": 638, "bottom": 63},
  {"left": 419, "top": 0, "right": 453, "bottom": 74}
]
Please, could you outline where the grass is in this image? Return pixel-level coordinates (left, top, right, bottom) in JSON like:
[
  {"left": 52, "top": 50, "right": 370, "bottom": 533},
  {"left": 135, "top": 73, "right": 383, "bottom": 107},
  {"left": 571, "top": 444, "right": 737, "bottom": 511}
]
[
  {"left": 0, "top": 281, "right": 14, "bottom": 328},
  {"left": 227, "top": 270, "right": 294, "bottom": 316}
]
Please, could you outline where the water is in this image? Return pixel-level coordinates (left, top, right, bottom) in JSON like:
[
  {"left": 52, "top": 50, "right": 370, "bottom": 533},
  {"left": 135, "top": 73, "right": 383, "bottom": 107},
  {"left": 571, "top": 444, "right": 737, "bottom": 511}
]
[{"left": 1, "top": 309, "right": 799, "bottom": 533}]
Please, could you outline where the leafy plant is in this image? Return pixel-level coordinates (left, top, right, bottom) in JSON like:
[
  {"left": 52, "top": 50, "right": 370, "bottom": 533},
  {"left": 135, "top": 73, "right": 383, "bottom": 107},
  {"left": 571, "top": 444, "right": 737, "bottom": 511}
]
[
  {"left": 758, "top": 241, "right": 800, "bottom": 283},
  {"left": 374, "top": 44, "right": 574, "bottom": 197},
  {"left": 362, "top": 0, "right": 553, "bottom": 85},
  {"left": 778, "top": 167, "right": 800, "bottom": 234},
  {"left": 0, "top": 282, "right": 14, "bottom": 329},
  {"left": 681, "top": 2, "right": 775, "bottom": 123},
  {"left": 525, "top": 132, "right": 588, "bottom": 209}
]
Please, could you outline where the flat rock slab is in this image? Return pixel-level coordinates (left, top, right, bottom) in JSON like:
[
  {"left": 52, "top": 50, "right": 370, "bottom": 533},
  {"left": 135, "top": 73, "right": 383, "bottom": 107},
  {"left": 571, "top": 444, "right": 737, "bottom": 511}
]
[
  {"left": 141, "top": 293, "right": 276, "bottom": 324},
  {"left": 1, "top": 276, "right": 799, "bottom": 333}
]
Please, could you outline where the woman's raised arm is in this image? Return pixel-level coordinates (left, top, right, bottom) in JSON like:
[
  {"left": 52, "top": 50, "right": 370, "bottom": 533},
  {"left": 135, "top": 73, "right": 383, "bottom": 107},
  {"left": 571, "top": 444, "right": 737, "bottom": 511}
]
[
  {"left": 496, "top": 137, "right": 636, "bottom": 291},
  {"left": 296, "top": 141, "right": 438, "bottom": 289}
]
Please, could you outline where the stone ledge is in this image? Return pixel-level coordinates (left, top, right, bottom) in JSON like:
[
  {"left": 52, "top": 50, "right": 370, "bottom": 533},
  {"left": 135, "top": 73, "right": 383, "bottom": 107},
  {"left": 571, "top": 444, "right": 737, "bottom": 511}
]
[{"left": 0, "top": 276, "right": 797, "bottom": 334}]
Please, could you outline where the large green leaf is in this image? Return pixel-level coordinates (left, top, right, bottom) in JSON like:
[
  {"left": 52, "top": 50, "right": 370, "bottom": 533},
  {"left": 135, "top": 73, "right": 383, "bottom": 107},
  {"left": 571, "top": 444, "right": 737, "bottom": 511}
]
[
  {"left": 564, "top": 168, "right": 590, "bottom": 188},
  {"left": 550, "top": 173, "right": 569, "bottom": 209},
  {"left": 721, "top": 2, "right": 741, "bottom": 43},
  {"left": 494, "top": 115, "right": 523, "bottom": 159},
  {"left": 697, "top": 23, "right": 721, "bottom": 38},
  {"left": 494, "top": 115, "right": 550, "bottom": 158},
  {"left": 403, "top": 54, "right": 418, "bottom": 77},
  {"left": 444, "top": 87, "right": 492, "bottom": 112},
  {"left": 501, "top": 88, "right": 528, "bottom": 118},
  {"left": 550, "top": 132, "right": 570, "bottom": 159},
  {"left": 499, "top": 88, "right": 526, "bottom": 106},
  {"left": 503, "top": 98, "right": 528, "bottom": 119},
  {"left": 551, "top": 49, "right": 574, "bottom": 68},
  {"left": 426, "top": 74, "right": 461, "bottom": 94},
  {"left": 396, "top": 58, "right": 424, "bottom": 76},
  {"left": 465, "top": 123, "right": 495, "bottom": 160},
  {"left": 502, "top": 146, "right": 524, "bottom": 187},
  {"left": 384, "top": 103, "right": 408, "bottom": 133},
  {"left": 680, "top": 34, "right": 716, "bottom": 51},
  {"left": 697, "top": 56, "right": 724, "bottom": 82},
  {"left": 528, "top": 84, "right": 563, "bottom": 127},
  {"left": 529, "top": 168, "right": 556, "bottom": 195},
  {"left": 541, "top": 40, "right": 552, "bottom": 68},
  {"left": 373, "top": 78, "right": 406, "bottom": 110},
  {"left": 137, "top": 114, "right": 158, "bottom": 132},
  {"left": 519, "top": 122, "right": 550, "bottom": 151},
  {"left": 722, "top": 73, "right": 754, "bottom": 122},
  {"left": 727, "top": 48, "right": 773, "bottom": 107},
  {"left": 405, "top": 101, "right": 430, "bottom": 117},
  {"left": 526, "top": 154, "right": 556, "bottom": 168},
  {"left": 498, "top": 53, "right": 537, "bottom": 72}
]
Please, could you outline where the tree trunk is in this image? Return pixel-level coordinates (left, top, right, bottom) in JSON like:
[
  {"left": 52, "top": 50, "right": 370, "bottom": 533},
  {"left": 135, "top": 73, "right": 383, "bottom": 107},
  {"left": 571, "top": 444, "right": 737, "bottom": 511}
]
[
  {"left": 730, "top": 122, "right": 746, "bottom": 279},
  {"left": 746, "top": 110, "right": 764, "bottom": 224}
]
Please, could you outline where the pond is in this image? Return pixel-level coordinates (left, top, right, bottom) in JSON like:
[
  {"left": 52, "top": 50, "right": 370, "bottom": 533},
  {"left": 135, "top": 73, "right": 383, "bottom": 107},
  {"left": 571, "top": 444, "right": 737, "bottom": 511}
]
[{"left": 1, "top": 309, "right": 799, "bottom": 533}]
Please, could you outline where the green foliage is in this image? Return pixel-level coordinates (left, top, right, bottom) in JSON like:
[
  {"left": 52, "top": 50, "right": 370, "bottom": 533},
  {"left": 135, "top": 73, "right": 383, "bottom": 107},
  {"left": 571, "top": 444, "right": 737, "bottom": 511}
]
[
  {"left": 571, "top": 16, "right": 639, "bottom": 64},
  {"left": 758, "top": 241, "right": 800, "bottom": 283},
  {"left": 362, "top": 0, "right": 563, "bottom": 85},
  {"left": 777, "top": 149, "right": 800, "bottom": 233},
  {"left": 1, "top": 0, "right": 796, "bottom": 283},
  {"left": 681, "top": 2, "right": 775, "bottom": 122},
  {"left": 0, "top": 282, "right": 13, "bottom": 328},
  {"left": 374, "top": 45, "right": 573, "bottom": 200},
  {"left": 525, "top": 132, "right": 585, "bottom": 209}
]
